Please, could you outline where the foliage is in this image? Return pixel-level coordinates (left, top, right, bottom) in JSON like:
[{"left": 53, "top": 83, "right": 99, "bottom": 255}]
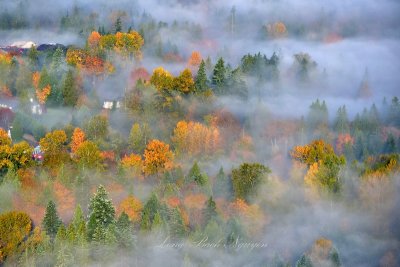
[
  {"left": 0, "top": 211, "right": 32, "bottom": 263},
  {"left": 231, "top": 163, "right": 270, "bottom": 202},
  {"left": 291, "top": 140, "right": 345, "bottom": 194},
  {"left": 143, "top": 139, "right": 174, "bottom": 175},
  {"left": 74, "top": 140, "right": 103, "bottom": 169}
]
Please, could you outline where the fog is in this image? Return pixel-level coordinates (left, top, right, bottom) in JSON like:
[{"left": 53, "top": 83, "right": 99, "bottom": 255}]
[{"left": 1, "top": 0, "right": 400, "bottom": 266}]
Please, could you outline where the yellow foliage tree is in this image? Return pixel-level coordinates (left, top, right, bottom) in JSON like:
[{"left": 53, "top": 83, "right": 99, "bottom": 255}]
[
  {"left": 121, "top": 153, "right": 143, "bottom": 178},
  {"left": 150, "top": 67, "right": 173, "bottom": 91},
  {"left": 173, "top": 68, "right": 195, "bottom": 94},
  {"left": 0, "top": 211, "right": 32, "bottom": 263},
  {"left": 39, "top": 130, "right": 68, "bottom": 169},
  {"left": 172, "top": 120, "right": 221, "bottom": 156}
]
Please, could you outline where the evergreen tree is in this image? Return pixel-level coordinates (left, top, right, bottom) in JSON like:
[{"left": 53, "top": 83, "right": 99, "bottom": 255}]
[
  {"left": 62, "top": 70, "right": 78, "bottom": 107},
  {"left": 140, "top": 210, "right": 152, "bottom": 231},
  {"left": 87, "top": 185, "right": 116, "bottom": 240},
  {"left": 54, "top": 224, "right": 67, "bottom": 248},
  {"left": 42, "top": 200, "right": 62, "bottom": 238},
  {"left": 383, "top": 133, "right": 397, "bottom": 153},
  {"left": 28, "top": 45, "right": 39, "bottom": 70},
  {"left": 115, "top": 17, "right": 122, "bottom": 33},
  {"left": 211, "top": 57, "right": 226, "bottom": 94},
  {"left": 50, "top": 47, "right": 65, "bottom": 77},
  {"left": 195, "top": 60, "right": 208, "bottom": 93},
  {"left": 295, "top": 254, "right": 313, "bottom": 267},
  {"left": 140, "top": 193, "right": 161, "bottom": 231},
  {"left": 186, "top": 162, "right": 207, "bottom": 186},
  {"left": 329, "top": 247, "right": 342, "bottom": 267},
  {"left": 334, "top": 105, "right": 350, "bottom": 133},
  {"left": 388, "top": 97, "right": 400, "bottom": 126},
  {"left": 168, "top": 208, "right": 187, "bottom": 238},
  {"left": 213, "top": 167, "right": 230, "bottom": 198},
  {"left": 116, "top": 212, "right": 135, "bottom": 248},
  {"left": 67, "top": 205, "right": 87, "bottom": 245},
  {"left": 202, "top": 197, "right": 217, "bottom": 226}
]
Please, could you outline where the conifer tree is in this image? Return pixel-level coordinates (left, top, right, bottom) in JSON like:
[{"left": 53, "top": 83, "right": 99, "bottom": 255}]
[
  {"left": 295, "top": 254, "right": 313, "bottom": 267},
  {"left": 187, "top": 162, "right": 207, "bottom": 186},
  {"left": 87, "top": 185, "right": 116, "bottom": 240},
  {"left": 202, "top": 197, "right": 217, "bottom": 226},
  {"left": 334, "top": 106, "right": 350, "bottom": 134},
  {"left": 211, "top": 57, "right": 226, "bottom": 94},
  {"left": 195, "top": 60, "right": 208, "bottom": 93},
  {"left": 42, "top": 200, "right": 62, "bottom": 238},
  {"left": 62, "top": 70, "right": 78, "bottom": 107}
]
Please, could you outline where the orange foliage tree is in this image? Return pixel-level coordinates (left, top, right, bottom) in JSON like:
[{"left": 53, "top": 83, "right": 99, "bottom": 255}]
[
  {"left": 188, "top": 51, "right": 202, "bottom": 69},
  {"left": 143, "top": 139, "right": 174, "bottom": 175},
  {"left": 266, "top": 21, "right": 287, "bottom": 38},
  {"left": 32, "top": 72, "right": 51, "bottom": 105},
  {"left": 117, "top": 195, "right": 143, "bottom": 222},
  {"left": 88, "top": 31, "right": 101, "bottom": 48},
  {"left": 70, "top": 128, "right": 86, "bottom": 154}
]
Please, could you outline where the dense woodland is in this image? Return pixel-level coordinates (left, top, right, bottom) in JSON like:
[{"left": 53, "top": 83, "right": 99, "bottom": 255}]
[{"left": 0, "top": 1, "right": 399, "bottom": 266}]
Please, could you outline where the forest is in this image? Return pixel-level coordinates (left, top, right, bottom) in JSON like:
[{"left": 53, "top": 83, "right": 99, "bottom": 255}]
[{"left": 0, "top": 0, "right": 399, "bottom": 266}]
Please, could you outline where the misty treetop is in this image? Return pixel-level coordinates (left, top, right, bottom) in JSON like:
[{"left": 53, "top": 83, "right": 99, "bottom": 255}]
[{"left": 0, "top": 0, "right": 400, "bottom": 266}]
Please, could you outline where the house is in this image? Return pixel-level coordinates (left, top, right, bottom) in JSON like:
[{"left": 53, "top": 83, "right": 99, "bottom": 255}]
[{"left": 103, "top": 100, "right": 122, "bottom": 110}]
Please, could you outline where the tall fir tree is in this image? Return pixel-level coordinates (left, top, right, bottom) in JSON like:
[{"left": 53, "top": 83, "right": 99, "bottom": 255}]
[
  {"left": 42, "top": 200, "right": 62, "bottom": 238},
  {"left": 202, "top": 197, "right": 217, "bottom": 226},
  {"left": 87, "top": 185, "right": 116, "bottom": 240},
  {"left": 195, "top": 60, "right": 208, "bottom": 93},
  {"left": 115, "top": 17, "right": 122, "bottom": 33},
  {"left": 211, "top": 57, "right": 226, "bottom": 94},
  {"left": 62, "top": 70, "right": 78, "bottom": 107},
  {"left": 186, "top": 162, "right": 207, "bottom": 186},
  {"left": 334, "top": 105, "right": 350, "bottom": 134}
]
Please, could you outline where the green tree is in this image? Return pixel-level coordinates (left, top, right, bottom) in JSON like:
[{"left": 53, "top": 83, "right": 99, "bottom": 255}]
[
  {"left": 62, "top": 70, "right": 79, "bottom": 107},
  {"left": 202, "top": 197, "right": 217, "bottom": 226},
  {"left": 116, "top": 212, "right": 135, "bottom": 248},
  {"left": 50, "top": 47, "right": 65, "bottom": 77},
  {"left": 168, "top": 208, "right": 187, "bottom": 238},
  {"left": 213, "top": 167, "right": 231, "bottom": 198},
  {"left": 186, "top": 162, "right": 207, "bottom": 186},
  {"left": 28, "top": 45, "right": 39, "bottom": 70},
  {"left": 334, "top": 105, "right": 350, "bottom": 134},
  {"left": 128, "top": 122, "right": 151, "bottom": 153},
  {"left": 84, "top": 115, "right": 109, "bottom": 141},
  {"left": 75, "top": 140, "right": 103, "bottom": 169},
  {"left": 195, "top": 60, "right": 208, "bottom": 93},
  {"left": 295, "top": 254, "right": 313, "bottom": 267},
  {"left": 87, "top": 185, "right": 116, "bottom": 240},
  {"left": 115, "top": 17, "right": 122, "bottom": 33},
  {"left": 231, "top": 163, "right": 270, "bottom": 202},
  {"left": 67, "top": 205, "right": 87, "bottom": 245},
  {"left": 211, "top": 57, "right": 226, "bottom": 94},
  {"left": 42, "top": 200, "right": 62, "bottom": 238}
]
